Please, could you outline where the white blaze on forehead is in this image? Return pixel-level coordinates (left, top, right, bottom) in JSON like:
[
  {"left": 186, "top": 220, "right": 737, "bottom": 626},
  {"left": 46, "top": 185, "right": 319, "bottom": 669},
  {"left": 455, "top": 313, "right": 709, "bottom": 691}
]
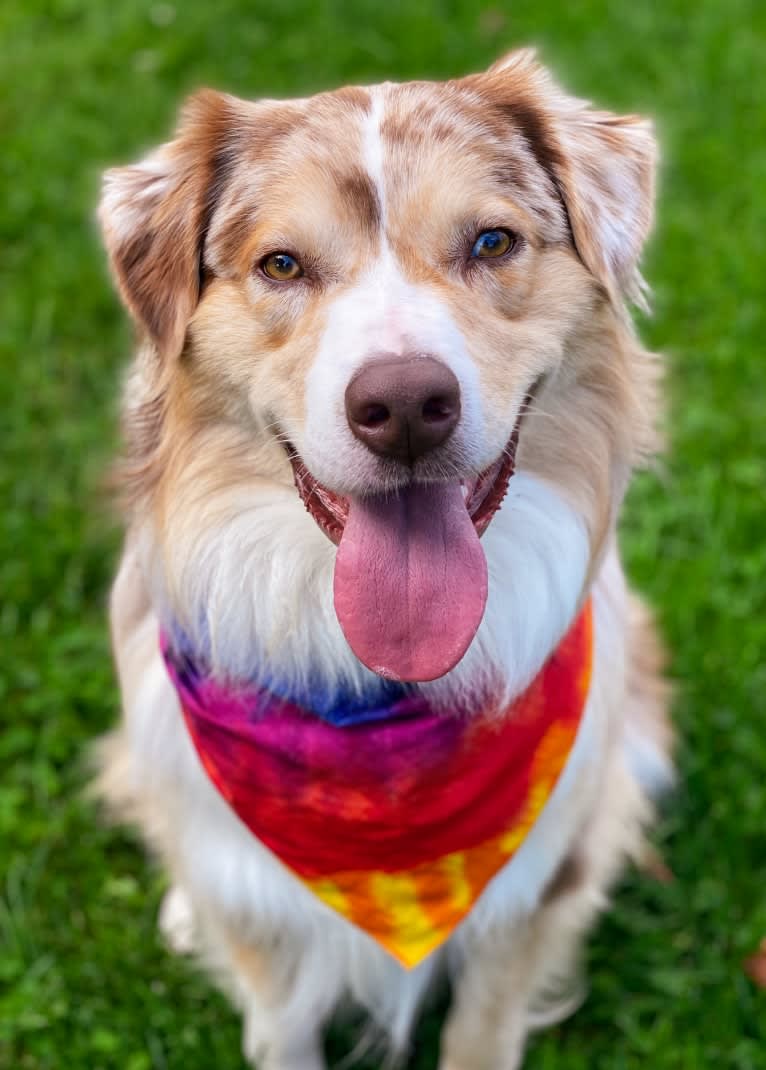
[
  {"left": 362, "top": 86, "right": 389, "bottom": 229},
  {"left": 300, "top": 83, "right": 493, "bottom": 495}
]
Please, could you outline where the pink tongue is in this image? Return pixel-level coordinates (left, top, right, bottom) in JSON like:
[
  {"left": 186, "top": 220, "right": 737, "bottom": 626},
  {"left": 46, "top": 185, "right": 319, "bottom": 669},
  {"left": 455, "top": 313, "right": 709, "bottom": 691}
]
[{"left": 333, "top": 482, "right": 488, "bottom": 683}]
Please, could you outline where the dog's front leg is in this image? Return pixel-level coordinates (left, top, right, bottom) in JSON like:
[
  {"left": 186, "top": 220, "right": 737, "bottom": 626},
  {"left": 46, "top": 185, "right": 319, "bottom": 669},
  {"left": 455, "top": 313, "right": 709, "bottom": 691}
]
[
  {"left": 439, "top": 921, "right": 533, "bottom": 1070},
  {"left": 159, "top": 888, "right": 329, "bottom": 1069},
  {"left": 220, "top": 926, "right": 331, "bottom": 1070},
  {"left": 439, "top": 892, "right": 588, "bottom": 1070}
]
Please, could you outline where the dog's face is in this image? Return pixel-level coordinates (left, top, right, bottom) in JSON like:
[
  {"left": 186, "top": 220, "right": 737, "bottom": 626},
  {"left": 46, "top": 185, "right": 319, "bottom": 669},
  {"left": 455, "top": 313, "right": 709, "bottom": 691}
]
[{"left": 101, "top": 51, "right": 657, "bottom": 689}]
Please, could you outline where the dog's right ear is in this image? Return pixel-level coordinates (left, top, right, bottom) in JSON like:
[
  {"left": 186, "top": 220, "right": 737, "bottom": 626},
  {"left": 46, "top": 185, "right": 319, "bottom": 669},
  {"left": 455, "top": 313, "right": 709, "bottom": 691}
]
[
  {"left": 482, "top": 49, "right": 657, "bottom": 309},
  {"left": 99, "top": 90, "right": 234, "bottom": 359}
]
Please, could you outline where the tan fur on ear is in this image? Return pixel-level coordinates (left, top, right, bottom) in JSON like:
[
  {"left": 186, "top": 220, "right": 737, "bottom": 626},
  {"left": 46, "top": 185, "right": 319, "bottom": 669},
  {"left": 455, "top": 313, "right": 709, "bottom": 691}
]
[
  {"left": 554, "top": 107, "right": 656, "bottom": 308},
  {"left": 99, "top": 90, "right": 236, "bottom": 357},
  {"left": 478, "top": 50, "right": 657, "bottom": 307},
  {"left": 488, "top": 46, "right": 541, "bottom": 75}
]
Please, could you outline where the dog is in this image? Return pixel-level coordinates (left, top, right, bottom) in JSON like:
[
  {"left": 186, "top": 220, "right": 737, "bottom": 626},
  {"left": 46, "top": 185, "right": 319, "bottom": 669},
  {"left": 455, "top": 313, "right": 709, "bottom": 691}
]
[{"left": 95, "top": 48, "right": 673, "bottom": 1070}]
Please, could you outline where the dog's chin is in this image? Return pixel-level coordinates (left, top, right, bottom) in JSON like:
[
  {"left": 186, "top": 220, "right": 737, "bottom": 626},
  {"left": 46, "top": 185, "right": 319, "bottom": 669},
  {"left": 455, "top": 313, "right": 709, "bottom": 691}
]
[{"left": 284, "top": 436, "right": 519, "bottom": 547}]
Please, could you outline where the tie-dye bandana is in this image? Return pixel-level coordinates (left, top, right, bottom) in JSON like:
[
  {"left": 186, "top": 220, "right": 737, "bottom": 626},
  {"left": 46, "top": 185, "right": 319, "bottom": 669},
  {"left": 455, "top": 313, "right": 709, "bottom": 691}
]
[{"left": 161, "top": 602, "right": 593, "bottom": 968}]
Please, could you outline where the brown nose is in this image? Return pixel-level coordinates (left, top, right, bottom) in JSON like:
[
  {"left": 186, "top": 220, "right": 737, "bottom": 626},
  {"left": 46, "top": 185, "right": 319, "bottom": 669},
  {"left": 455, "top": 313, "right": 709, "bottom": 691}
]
[{"left": 345, "top": 356, "right": 461, "bottom": 464}]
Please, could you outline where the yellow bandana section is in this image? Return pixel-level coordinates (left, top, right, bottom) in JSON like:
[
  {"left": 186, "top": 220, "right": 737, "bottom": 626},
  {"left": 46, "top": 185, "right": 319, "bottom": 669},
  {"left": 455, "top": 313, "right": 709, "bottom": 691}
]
[{"left": 303, "top": 707, "right": 587, "bottom": 968}]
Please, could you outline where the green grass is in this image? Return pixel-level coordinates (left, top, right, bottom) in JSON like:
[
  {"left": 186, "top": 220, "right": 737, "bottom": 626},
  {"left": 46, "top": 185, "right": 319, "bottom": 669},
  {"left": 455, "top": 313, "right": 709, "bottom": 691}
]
[{"left": 2, "top": 1, "right": 765, "bottom": 1067}]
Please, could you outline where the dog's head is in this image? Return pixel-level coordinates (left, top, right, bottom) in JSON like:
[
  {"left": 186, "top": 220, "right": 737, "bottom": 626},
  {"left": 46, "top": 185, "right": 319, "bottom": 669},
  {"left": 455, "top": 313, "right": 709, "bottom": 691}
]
[{"left": 101, "top": 50, "right": 658, "bottom": 691}]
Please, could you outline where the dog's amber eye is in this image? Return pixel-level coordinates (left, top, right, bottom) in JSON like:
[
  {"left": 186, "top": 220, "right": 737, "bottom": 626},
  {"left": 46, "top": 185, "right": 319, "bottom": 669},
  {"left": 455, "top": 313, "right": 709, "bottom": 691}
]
[
  {"left": 471, "top": 229, "right": 515, "bottom": 259},
  {"left": 261, "top": 253, "right": 303, "bottom": 281}
]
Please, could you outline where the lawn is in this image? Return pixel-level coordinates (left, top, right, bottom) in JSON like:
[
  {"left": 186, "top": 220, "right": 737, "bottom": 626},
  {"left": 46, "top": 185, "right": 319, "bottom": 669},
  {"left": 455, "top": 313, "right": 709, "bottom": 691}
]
[{"left": 1, "top": 1, "right": 765, "bottom": 1067}]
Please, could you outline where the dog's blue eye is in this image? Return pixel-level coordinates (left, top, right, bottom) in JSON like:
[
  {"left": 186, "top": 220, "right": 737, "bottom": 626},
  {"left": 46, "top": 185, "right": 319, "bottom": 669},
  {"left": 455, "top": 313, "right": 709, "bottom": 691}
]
[
  {"left": 262, "top": 252, "right": 303, "bottom": 281},
  {"left": 471, "top": 229, "right": 515, "bottom": 259}
]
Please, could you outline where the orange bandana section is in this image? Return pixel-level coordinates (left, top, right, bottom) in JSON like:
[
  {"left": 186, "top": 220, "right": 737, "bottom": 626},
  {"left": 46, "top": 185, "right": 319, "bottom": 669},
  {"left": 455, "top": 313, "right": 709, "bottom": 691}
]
[
  {"left": 164, "top": 603, "right": 593, "bottom": 968},
  {"left": 305, "top": 712, "right": 584, "bottom": 966}
]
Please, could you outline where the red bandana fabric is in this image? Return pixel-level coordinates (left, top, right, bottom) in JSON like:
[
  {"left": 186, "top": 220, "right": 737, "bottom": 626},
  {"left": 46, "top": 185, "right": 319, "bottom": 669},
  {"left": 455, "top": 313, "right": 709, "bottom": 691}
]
[{"left": 162, "top": 602, "right": 593, "bottom": 967}]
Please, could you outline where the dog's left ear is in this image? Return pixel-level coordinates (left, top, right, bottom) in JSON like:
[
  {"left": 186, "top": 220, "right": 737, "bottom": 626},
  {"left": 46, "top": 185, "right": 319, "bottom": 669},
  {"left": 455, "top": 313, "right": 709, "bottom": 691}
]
[
  {"left": 482, "top": 49, "right": 657, "bottom": 306},
  {"left": 98, "top": 90, "right": 235, "bottom": 358}
]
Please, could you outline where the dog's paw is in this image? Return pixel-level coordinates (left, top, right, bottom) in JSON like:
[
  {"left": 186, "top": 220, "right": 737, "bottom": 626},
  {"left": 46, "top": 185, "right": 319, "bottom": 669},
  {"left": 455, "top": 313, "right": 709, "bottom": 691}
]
[
  {"left": 438, "top": 1058, "right": 521, "bottom": 1070},
  {"left": 158, "top": 884, "right": 197, "bottom": 954},
  {"left": 247, "top": 1040, "right": 326, "bottom": 1070},
  {"left": 243, "top": 1010, "right": 326, "bottom": 1070},
  {"left": 438, "top": 1039, "right": 524, "bottom": 1070},
  {"left": 269, "top": 1057, "right": 325, "bottom": 1070}
]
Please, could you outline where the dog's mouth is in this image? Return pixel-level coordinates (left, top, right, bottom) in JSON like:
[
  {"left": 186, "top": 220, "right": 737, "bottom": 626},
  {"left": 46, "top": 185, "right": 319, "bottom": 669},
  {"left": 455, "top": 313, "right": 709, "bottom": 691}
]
[
  {"left": 286, "top": 436, "right": 519, "bottom": 547},
  {"left": 285, "top": 405, "right": 527, "bottom": 685}
]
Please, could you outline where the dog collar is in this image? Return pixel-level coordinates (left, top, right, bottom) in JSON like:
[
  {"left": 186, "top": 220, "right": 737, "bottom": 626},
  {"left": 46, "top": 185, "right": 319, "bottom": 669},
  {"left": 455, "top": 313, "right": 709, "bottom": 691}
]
[{"left": 162, "top": 602, "right": 593, "bottom": 968}]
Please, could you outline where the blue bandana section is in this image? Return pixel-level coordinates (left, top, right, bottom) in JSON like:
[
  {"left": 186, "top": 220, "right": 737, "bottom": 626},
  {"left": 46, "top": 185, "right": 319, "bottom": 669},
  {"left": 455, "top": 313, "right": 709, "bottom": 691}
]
[{"left": 164, "top": 619, "right": 409, "bottom": 728}]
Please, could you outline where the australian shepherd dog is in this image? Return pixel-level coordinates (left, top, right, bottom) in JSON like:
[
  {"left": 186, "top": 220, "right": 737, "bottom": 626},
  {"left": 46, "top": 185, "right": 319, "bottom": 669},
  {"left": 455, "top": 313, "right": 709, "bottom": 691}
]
[{"left": 96, "top": 49, "right": 673, "bottom": 1070}]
